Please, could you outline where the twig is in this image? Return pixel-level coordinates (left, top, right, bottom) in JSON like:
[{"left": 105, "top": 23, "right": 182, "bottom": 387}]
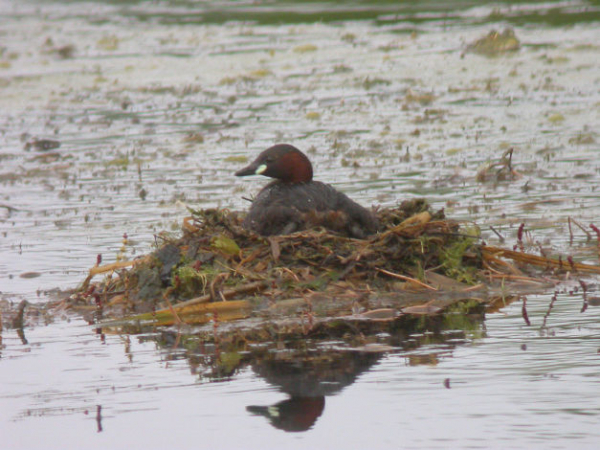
[
  {"left": 482, "top": 259, "right": 508, "bottom": 276},
  {"left": 489, "top": 226, "right": 505, "bottom": 243},
  {"left": 463, "top": 283, "right": 485, "bottom": 292},
  {"left": 81, "top": 260, "right": 138, "bottom": 290},
  {"left": 482, "top": 253, "right": 524, "bottom": 275},
  {"left": 570, "top": 218, "right": 592, "bottom": 241},
  {"left": 89, "top": 260, "right": 136, "bottom": 276},
  {"left": 486, "top": 273, "right": 555, "bottom": 284},
  {"left": 236, "top": 248, "right": 264, "bottom": 268},
  {"left": 209, "top": 272, "right": 230, "bottom": 301},
  {"left": 375, "top": 268, "right": 438, "bottom": 291},
  {"left": 162, "top": 288, "right": 183, "bottom": 325},
  {"left": 276, "top": 266, "right": 300, "bottom": 282}
]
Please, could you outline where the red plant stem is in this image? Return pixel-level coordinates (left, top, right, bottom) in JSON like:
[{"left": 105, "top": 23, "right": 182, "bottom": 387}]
[
  {"left": 579, "top": 280, "right": 589, "bottom": 313},
  {"left": 568, "top": 217, "right": 574, "bottom": 245},
  {"left": 522, "top": 296, "right": 531, "bottom": 326},
  {"left": 516, "top": 223, "right": 525, "bottom": 252},
  {"left": 541, "top": 293, "right": 557, "bottom": 329},
  {"left": 567, "top": 256, "right": 576, "bottom": 272}
]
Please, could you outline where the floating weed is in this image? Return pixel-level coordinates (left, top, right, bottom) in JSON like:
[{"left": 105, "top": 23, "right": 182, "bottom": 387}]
[
  {"left": 293, "top": 44, "right": 317, "bottom": 53},
  {"left": 440, "top": 237, "right": 478, "bottom": 284},
  {"left": 548, "top": 113, "right": 565, "bottom": 124},
  {"left": 105, "top": 156, "right": 130, "bottom": 168},
  {"left": 97, "top": 35, "right": 119, "bottom": 51},
  {"left": 569, "top": 133, "right": 595, "bottom": 145}
]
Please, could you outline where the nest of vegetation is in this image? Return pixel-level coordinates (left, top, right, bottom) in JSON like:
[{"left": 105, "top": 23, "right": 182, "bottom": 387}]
[{"left": 61, "top": 199, "right": 600, "bottom": 340}]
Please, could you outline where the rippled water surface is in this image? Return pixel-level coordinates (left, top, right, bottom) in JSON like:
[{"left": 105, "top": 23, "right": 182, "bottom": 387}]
[{"left": 1, "top": 0, "right": 600, "bottom": 448}]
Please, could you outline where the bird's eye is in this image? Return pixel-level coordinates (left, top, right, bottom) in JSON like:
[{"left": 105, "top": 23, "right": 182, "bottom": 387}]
[{"left": 265, "top": 156, "right": 274, "bottom": 163}]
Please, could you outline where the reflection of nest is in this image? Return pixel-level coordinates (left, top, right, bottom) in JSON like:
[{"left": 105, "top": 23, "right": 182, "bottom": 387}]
[{"left": 60, "top": 198, "right": 600, "bottom": 337}]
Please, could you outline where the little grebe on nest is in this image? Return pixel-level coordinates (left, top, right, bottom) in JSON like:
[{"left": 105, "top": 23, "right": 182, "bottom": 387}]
[{"left": 235, "top": 144, "right": 377, "bottom": 238}]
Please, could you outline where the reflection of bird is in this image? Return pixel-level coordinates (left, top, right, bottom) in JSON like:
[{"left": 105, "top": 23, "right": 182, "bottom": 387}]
[
  {"left": 246, "top": 396, "right": 325, "bottom": 432},
  {"left": 235, "top": 144, "right": 378, "bottom": 238}
]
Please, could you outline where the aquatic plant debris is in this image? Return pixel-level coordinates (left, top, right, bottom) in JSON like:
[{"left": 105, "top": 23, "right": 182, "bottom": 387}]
[
  {"left": 465, "top": 28, "right": 521, "bottom": 56},
  {"left": 55, "top": 199, "right": 600, "bottom": 341}
]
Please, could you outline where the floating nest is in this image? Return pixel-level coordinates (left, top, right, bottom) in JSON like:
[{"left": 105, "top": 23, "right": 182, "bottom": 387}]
[{"left": 55, "top": 198, "right": 600, "bottom": 344}]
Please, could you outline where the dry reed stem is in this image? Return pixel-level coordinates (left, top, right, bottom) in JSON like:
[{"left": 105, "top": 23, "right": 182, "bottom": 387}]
[
  {"left": 80, "top": 259, "right": 142, "bottom": 290},
  {"left": 165, "top": 280, "right": 268, "bottom": 310},
  {"left": 482, "top": 245, "right": 600, "bottom": 274},
  {"left": 375, "top": 267, "right": 438, "bottom": 291},
  {"left": 159, "top": 300, "right": 252, "bottom": 326},
  {"left": 89, "top": 260, "right": 137, "bottom": 276},
  {"left": 483, "top": 254, "right": 525, "bottom": 275}
]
